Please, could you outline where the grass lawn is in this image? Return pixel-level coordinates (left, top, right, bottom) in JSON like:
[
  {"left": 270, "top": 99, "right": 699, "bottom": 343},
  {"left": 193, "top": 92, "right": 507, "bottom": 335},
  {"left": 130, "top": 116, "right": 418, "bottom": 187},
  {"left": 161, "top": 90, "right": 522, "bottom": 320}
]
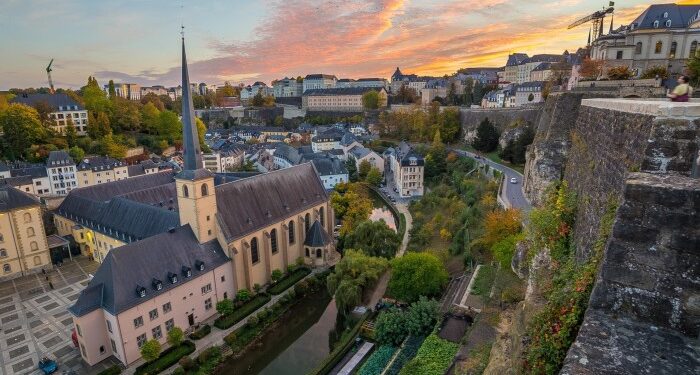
[{"left": 471, "top": 265, "right": 496, "bottom": 297}]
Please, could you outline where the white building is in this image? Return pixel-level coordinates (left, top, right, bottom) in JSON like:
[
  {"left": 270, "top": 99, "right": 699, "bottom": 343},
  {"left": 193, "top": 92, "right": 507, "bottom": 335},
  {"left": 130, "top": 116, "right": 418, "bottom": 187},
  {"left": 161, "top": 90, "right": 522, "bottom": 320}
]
[
  {"left": 46, "top": 151, "right": 77, "bottom": 196},
  {"left": 311, "top": 128, "right": 345, "bottom": 152},
  {"left": 273, "top": 78, "right": 303, "bottom": 97},
  {"left": 387, "top": 142, "right": 424, "bottom": 198},
  {"left": 311, "top": 157, "right": 348, "bottom": 190},
  {"left": 106, "top": 83, "right": 141, "bottom": 100},
  {"left": 240, "top": 82, "right": 274, "bottom": 102},
  {"left": 140, "top": 86, "right": 168, "bottom": 97},
  {"left": 12, "top": 94, "right": 89, "bottom": 135},
  {"left": 303, "top": 74, "right": 337, "bottom": 92},
  {"left": 515, "top": 82, "right": 545, "bottom": 106}
]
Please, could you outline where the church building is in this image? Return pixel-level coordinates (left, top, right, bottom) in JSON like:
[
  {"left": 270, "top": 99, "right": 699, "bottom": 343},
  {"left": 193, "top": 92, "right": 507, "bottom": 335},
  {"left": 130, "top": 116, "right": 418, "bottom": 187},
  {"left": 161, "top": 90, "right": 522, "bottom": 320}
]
[{"left": 67, "top": 37, "right": 337, "bottom": 367}]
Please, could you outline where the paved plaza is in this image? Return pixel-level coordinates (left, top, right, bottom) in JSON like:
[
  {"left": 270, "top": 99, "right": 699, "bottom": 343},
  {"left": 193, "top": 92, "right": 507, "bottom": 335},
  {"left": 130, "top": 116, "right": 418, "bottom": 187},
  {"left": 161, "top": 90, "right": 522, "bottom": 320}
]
[{"left": 0, "top": 257, "right": 119, "bottom": 375}]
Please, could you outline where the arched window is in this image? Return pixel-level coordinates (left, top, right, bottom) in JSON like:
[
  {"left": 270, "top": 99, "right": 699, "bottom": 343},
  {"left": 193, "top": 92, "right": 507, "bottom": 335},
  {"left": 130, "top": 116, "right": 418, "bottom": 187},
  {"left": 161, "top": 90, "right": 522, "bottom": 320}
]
[
  {"left": 23, "top": 212, "right": 31, "bottom": 223},
  {"left": 250, "top": 237, "right": 259, "bottom": 264},
  {"left": 270, "top": 229, "right": 278, "bottom": 254},
  {"left": 30, "top": 241, "right": 38, "bottom": 251},
  {"left": 655, "top": 41, "right": 663, "bottom": 54},
  {"left": 183, "top": 185, "right": 189, "bottom": 198},
  {"left": 635, "top": 42, "right": 642, "bottom": 54},
  {"left": 316, "top": 249, "right": 322, "bottom": 258},
  {"left": 27, "top": 227, "right": 35, "bottom": 237},
  {"left": 33, "top": 256, "right": 41, "bottom": 266},
  {"left": 3, "top": 264, "right": 10, "bottom": 273},
  {"left": 320, "top": 207, "right": 325, "bottom": 227},
  {"left": 304, "top": 213, "right": 310, "bottom": 233},
  {"left": 288, "top": 221, "right": 295, "bottom": 244},
  {"left": 690, "top": 41, "right": 698, "bottom": 58},
  {"left": 670, "top": 42, "right": 677, "bottom": 58},
  {"left": 0, "top": 249, "right": 7, "bottom": 258},
  {"left": 201, "top": 183, "right": 208, "bottom": 196}
]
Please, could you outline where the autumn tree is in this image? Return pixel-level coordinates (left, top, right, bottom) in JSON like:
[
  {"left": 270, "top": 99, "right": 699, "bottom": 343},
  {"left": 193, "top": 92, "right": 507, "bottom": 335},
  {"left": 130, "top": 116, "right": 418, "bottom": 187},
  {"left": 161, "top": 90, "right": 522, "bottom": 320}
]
[
  {"left": 482, "top": 208, "right": 522, "bottom": 248},
  {"left": 330, "top": 183, "right": 373, "bottom": 235},
  {"left": 358, "top": 160, "right": 372, "bottom": 180},
  {"left": 606, "top": 65, "right": 632, "bottom": 80},
  {"left": 141, "top": 102, "right": 161, "bottom": 134},
  {"left": 362, "top": 90, "right": 380, "bottom": 109},
  {"left": 0, "top": 104, "right": 47, "bottom": 159},
  {"left": 579, "top": 57, "right": 603, "bottom": 80}
]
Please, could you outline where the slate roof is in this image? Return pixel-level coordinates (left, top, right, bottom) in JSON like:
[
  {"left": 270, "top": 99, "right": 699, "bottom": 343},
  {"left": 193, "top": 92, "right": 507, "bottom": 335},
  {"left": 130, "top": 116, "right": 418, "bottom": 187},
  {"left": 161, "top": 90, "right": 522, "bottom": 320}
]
[
  {"left": 274, "top": 143, "right": 303, "bottom": 165},
  {"left": 77, "top": 156, "right": 125, "bottom": 171},
  {"left": 506, "top": 53, "right": 529, "bottom": 66},
  {"left": 215, "top": 163, "right": 327, "bottom": 241},
  {"left": 304, "top": 220, "right": 332, "bottom": 247},
  {"left": 0, "top": 175, "right": 34, "bottom": 188},
  {"left": 46, "top": 150, "right": 74, "bottom": 167},
  {"left": 630, "top": 4, "right": 700, "bottom": 30},
  {"left": 311, "top": 157, "right": 348, "bottom": 177},
  {"left": 69, "top": 225, "right": 229, "bottom": 316},
  {"left": 10, "top": 165, "right": 48, "bottom": 179},
  {"left": 11, "top": 93, "right": 85, "bottom": 111},
  {"left": 396, "top": 142, "right": 424, "bottom": 166},
  {"left": 349, "top": 145, "right": 373, "bottom": 159},
  {"left": 531, "top": 62, "right": 552, "bottom": 72},
  {"left": 312, "top": 128, "right": 345, "bottom": 143},
  {"left": 303, "top": 87, "right": 384, "bottom": 96},
  {"left": 305, "top": 74, "right": 337, "bottom": 80},
  {"left": 0, "top": 185, "right": 39, "bottom": 211},
  {"left": 340, "top": 132, "right": 359, "bottom": 146}
]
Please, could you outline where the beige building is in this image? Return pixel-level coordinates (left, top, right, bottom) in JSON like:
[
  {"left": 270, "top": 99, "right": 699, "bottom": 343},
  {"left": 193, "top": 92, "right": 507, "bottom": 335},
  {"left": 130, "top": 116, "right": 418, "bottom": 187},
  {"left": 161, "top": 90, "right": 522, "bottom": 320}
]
[
  {"left": 303, "top": 87, "right": 387, "bottom": 112},
  {"left": 77, "top": 156, "right": 129, "bottom": 188},
  {"left": 68, "top": 38, "right": 338, "bottom": 367},
  {"left": 387, "top": 142, "right": 424, "bottom": 198},
  {"left": 0, "top": 186, "right": 51, "bottom": 281}
]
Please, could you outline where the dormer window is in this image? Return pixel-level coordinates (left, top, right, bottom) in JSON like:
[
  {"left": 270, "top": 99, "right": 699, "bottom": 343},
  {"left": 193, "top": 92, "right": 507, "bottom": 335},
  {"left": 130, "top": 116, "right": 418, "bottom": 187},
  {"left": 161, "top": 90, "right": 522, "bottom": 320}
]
[
  {"left": 663, "top": 12, "right": 668, "bottom": 18},
  {"left": 195, "top": 260, "right": 205, "bottom": 271},
  {"left": 653, "top": 20, "right": 659, "bottom": 28},
  {"left": 136, "top": 286, "right": 146, "bottom": 298},
  {"left": 665, "top": 20, "right": 671, "bottom": 28},
  {"left": 182, "top": 266, "right": 192, "bottom": 278},
  {"left": 152, "top": 278, "right": 162, "bottom": 291},
  {"left": 168, "top": 272, "right": 178, "bottom": 284}
]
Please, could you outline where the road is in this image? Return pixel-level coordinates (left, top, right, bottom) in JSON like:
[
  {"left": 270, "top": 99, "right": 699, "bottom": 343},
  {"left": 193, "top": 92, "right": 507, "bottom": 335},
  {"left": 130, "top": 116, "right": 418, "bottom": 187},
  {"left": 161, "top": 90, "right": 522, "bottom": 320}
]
[{"left": 452, "top": 149, "right": 532, "bottom": 212}]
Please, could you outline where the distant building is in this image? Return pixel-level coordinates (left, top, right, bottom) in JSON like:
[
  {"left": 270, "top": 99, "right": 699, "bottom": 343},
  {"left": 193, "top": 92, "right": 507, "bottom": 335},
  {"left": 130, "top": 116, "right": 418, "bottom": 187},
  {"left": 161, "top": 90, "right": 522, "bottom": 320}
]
[
  {"left": 311, "top": 128, "right": 345, "bottom": 152},
  {"left": 0, "top": 186, "right": 52, "bottom": 281},
  {"left": 311, "top": 156, "right": 349, "bottom": 190},
  {"left": 240, "top": 82, "right": 274, "bottom": 103},
  {"left": 140, "top": 86, "right": 168, "bottom": 97},
  {"left": 456, "top": 68, "right": 500, "bottom": 85},
  {"left": 303, "top": 87, "right": 387, "bottom": 112},
  {"left": 529, "top": 62, "right": 553, "bottom": 82},
  {"left": 387, "top": 142, "right": 424, "bottom": 198},
  {"left": 515, "top": 81, "right": 546, "bottom": 106},
  {"left": 11, "top": 93, "right": 89, "bottom": 135},
  {"left": 106, "top": 83, "right": 141, "bottom": 100},
  {"left": 76, "top": 156, "right": 129, "bottom": 188},
  {"left": 46, "top": 150, "right": 77, "bottom": 196},
  {"left": 203, "top": 143, "right": 245, "bottom": 173},
  {"left": 273, "top": 77, "right": 303, "bottom": 97},
  {"left": 303, "top": 74, "right": 337, "bottom": 92},
  {"left": 347, "top": 145, "right": 384, "bottom": 174}
]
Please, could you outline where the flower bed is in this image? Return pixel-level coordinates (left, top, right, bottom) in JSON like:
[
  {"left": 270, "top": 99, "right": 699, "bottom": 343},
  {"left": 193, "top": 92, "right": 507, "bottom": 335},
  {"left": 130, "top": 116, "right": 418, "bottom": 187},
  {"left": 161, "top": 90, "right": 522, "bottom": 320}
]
[
  {"left": 398, "top": 333, "right": 458, "bottom": 375},
  {"left": 385, "top": 336, "right": 425, "bottom": 375},
  {"left": 357, "top": 345, "right": 397, "bottom": 375},
  {"left": 134, "top": 341, "right": 196, "bottom": 375},
  {"left": 213, "top": 293, "right": 271, "bottom": 330},
  {"left": 268, "top": 267, "right": 311, "bottom": 295},
  {"left": 188, "top": 324, "right": 211, "bottom": 340}
]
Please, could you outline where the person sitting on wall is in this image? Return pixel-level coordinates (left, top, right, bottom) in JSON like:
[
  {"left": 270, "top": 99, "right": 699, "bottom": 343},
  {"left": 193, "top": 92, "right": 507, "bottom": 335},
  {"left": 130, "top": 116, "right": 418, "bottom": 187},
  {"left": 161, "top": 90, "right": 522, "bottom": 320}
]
[{"left": 667, "top": 75, "right": 692, "bottom": 102}]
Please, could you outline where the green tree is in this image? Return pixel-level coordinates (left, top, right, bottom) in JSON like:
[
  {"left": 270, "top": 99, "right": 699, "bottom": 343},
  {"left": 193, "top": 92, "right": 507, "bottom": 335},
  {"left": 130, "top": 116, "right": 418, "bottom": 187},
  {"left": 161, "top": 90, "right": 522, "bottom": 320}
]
[
  {"left": 345, "top": 159, "right": 358, "bottom": 182},
  {"left": 472, "top": 80, "right": 484, "bottom": 105},
  {"left": 358, "top": 160, "right": 371, "bottom": 180},
  {"left": 688, "top": 51, "right": 700, "bottom": 84},
  {"left": 216, "top": 299, "right": 234, "bottom": 316},
  {"left": 141, "top": 102, "right": 161, "bottom": 134},
  {"left": 167, "top": 326, "right": 184, "bottom": 347},
  {"left": 405, "top": 297, "right": 440, "bottom": 336},
  {"left": 327, "top": 249, "right": 388, "bottom": 313},
  {"left": 366, "top": 167, "right": 382, "bottom": 186},
  {"left": 68, "top": 146, "right": 85, "bottom": 163},
  {"left": 64, "top": 118, "right": 78, "bottom": 147},
  {"left": 375, "top": 308, "right": 408, "bottom": 346},
  {"left": 251, "top": 93, "right": 264, "bottom": 107},
  {"left": 271, "top": 269, "right": 284, "bottom": 283},
  {"left": 362, "top": 90, "right": 380, "bottom": 109},
  {"left": 439, "top": 108, "right": 461, "bottom": 143},
  {"left": 512, "top": 126, "right": 535, "bottom": 165},
  {"left": 156, "top": 110, "right": 182, "bottom": 141},
  {"left": 110, "top": 98, "right": 141, "bottom": 132},
  {"left": 107, "top": 80, "right": 116, "bottom": 98},
  {"left": 344, "top": 220, "right": 401, "bottom": 258},
  {"left": 140, "top": 339, "right": 161, "bottom": 362},
  {"left": 196, "top": 118, "right": 210, "bottom": 152},
  {"left": 82, "top": 76, "right": 112, "bottom": 114},
  {"left": 462, "top": 77, "right": 474, "bottom": 105},
  {"left": 219, "top": 81, "right": 236, "bottom": 97},
  {"left": 425, "top": 130, "right": 447, "bottom": 180},
  {"left": 388, "top": 252, "right": 448, "bottom": 302},
  {"left": 102, "top": 133, "right": 127, "bottom": 159},
  {"left": 236, "top": 289, "right": 251, "bottom": 302},
  {"left": 0, "top": 104, "right": 46, "bottom": 159},
  {"left": 472, "top": 118, "right": 499, "bottom": 152}
]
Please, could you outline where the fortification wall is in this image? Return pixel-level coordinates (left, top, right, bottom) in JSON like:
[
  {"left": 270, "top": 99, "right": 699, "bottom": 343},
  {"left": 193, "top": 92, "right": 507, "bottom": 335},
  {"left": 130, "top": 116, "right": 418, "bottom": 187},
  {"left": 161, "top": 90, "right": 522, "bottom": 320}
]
[{"left": 460, "top": 105, "right": 542, "bottom": 142}]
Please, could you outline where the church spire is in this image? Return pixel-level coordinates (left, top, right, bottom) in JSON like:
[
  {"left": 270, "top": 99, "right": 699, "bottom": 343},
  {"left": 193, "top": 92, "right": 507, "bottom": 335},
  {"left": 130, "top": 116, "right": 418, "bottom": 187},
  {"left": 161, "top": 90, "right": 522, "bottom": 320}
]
[{"left": 180, "top": 34, "right": 203, "bottom": 171}]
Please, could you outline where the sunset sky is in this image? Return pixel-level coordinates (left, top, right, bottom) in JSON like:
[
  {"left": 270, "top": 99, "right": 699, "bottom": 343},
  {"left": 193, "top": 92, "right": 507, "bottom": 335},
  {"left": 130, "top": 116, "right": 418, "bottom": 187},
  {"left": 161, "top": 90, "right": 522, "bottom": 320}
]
[{"left": 0, "top": 1, "right": 677, "bottom": 90}]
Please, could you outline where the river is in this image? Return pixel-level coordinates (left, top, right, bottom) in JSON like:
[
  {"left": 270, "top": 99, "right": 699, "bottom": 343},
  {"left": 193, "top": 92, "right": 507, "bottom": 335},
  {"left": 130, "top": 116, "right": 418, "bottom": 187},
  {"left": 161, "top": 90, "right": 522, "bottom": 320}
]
[
  {"left": 368, "top": 190, "right": 398, "bottom": 232},
  {"left": 216, "top": 290, "right": 341, "bottom": 375}
]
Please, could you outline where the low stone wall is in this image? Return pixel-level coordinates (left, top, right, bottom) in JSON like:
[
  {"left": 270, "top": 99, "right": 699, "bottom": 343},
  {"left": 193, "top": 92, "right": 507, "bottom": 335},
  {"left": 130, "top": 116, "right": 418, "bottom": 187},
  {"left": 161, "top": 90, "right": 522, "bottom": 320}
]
[{"left": 460, "top": 106, "right": 542, "bottom": 142}]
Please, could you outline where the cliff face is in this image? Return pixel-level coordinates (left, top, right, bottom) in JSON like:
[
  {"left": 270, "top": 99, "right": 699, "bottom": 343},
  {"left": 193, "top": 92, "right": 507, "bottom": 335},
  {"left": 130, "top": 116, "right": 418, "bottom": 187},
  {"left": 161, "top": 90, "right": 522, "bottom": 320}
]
[
  {"left": 460, "top": 106, "right": 542, "bottom": 143},
  {"left": 495, "top": 95, "right": 700, "bottom": 373}
]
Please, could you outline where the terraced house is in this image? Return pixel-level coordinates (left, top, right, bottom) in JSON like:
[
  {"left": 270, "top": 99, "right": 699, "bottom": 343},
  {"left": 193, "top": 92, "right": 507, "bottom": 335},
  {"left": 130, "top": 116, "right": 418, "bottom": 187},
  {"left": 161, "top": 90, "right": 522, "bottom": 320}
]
[{"left": 67, "top": 38, "right": 338, "bottom": 367}]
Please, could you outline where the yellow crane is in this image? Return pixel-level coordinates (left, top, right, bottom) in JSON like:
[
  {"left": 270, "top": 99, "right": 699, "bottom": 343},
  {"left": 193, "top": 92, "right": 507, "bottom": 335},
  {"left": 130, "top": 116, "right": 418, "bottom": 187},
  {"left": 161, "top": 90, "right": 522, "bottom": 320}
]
[{"left": 568, "top": 2, "right": 615, "bottom": 45}]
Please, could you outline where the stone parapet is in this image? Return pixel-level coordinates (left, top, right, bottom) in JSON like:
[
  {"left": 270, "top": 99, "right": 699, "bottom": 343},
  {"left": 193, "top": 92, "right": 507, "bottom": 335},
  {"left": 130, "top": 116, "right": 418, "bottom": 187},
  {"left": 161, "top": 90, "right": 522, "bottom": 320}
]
[{"left": 582, "top": 98, "right": 700, "bottom": 117}]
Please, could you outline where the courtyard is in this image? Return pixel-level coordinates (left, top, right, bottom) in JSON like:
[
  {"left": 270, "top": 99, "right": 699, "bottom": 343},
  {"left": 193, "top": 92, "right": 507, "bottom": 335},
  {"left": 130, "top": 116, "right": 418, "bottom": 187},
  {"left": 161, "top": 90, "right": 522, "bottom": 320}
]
[{"left": 0, "top": 256, "right": 119, "bottom": 375}]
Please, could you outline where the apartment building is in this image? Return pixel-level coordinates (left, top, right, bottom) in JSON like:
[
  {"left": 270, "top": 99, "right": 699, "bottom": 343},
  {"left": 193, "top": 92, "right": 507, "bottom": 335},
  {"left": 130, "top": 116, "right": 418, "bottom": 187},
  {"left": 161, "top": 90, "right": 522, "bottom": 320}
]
[
  {"left": 46, "top": 151, "right": 77, "bottom": 196},
  {"left": 106, "top": 83, "right": 141, "bottom": 100},
  {"left": 303, "top": 74, "right": 337, "bottom": 92},
  {"left": 302, "top": 87, "right": 387, "bottom": 112},
  {"left": 273, "top": 77, "right": 304, "bottom": 97},
  {"left": 12, "top": 93, "right": 89, "bottom": 135},
  {"left": 387, "top": 142, "right": 424, "bottom": 198},
  {"left": 77, "top": 156, "right": 129, "bottom": 188}
]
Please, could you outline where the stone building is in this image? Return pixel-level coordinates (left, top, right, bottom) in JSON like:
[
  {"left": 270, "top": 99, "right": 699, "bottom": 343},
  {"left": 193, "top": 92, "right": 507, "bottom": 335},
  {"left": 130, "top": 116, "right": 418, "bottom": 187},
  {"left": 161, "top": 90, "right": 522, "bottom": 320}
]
[
  {"left": 11, "top": 93, "right": 89, "bottom": 135},
  {"left": 68, "top": 38, "right": 337, "bottom": 367},
  {"left": 302, "top": 87, "right": 387, "bottom": 112},
  {"left": 0, "top": 186, "right": 51, "bottom": 281}
]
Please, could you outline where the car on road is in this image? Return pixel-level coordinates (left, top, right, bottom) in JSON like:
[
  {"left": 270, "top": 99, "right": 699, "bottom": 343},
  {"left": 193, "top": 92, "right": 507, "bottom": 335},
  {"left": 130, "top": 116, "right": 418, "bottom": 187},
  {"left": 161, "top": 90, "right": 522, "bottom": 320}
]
[
  {"left": 39, "top": 357, "right": 57, "bottom": 374},
  {"left": 510, "top": 177, "right": 518, "bottom": 184}
]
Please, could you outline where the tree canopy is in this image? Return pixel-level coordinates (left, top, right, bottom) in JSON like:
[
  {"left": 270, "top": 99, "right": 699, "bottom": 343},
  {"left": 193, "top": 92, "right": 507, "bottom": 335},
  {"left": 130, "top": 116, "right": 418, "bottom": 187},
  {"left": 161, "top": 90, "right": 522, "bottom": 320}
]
[
  {"left": 362, "top": 90, "right": 380, "bottom": 109},
  {"left": 327, "top": 250, "right": 388, "bottom": 313},
  {"left": 344, "top": 220, "right": 401, "bottom": 258},
  {"left": 388, "top": 252, "right": 448, "bottom": 302},
  {"left": 0, "top": 104, "right": 47, "bottom": 159},
  {"left": 472, "top": 118, "right": 500, "bottom": 152}
]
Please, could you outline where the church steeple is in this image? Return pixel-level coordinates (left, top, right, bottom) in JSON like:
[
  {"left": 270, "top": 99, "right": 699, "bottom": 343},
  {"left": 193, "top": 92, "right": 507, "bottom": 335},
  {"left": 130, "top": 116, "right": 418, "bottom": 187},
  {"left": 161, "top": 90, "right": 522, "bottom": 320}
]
[{"left": 181, "top": 36, "right": 203, "bottom": 171}]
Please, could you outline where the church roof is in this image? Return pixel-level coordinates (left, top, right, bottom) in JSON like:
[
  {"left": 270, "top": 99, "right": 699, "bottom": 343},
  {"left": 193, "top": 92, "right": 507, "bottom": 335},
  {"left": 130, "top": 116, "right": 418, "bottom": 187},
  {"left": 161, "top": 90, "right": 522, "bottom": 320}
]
[
  {"left": 630, "top": 4, "right": 700, "bottom": 30},
  {"left": 215, "top": 163, "right": 328, "bottom": 241},
  {"left": 0, "top": 185, "right": 40, "bottom": 212},
  {"left": 304, "top": 220, "right": 332, "bottom": 247},
  {"left": 69, "top": 225, "right": 228, "bottom": 316}
]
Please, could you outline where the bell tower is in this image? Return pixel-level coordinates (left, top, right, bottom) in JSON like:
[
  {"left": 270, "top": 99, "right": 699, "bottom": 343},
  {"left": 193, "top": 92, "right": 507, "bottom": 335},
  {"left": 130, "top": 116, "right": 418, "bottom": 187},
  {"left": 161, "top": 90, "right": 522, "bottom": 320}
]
[{"left": 175, "top": 35, "right": 217, "bottom": 243}]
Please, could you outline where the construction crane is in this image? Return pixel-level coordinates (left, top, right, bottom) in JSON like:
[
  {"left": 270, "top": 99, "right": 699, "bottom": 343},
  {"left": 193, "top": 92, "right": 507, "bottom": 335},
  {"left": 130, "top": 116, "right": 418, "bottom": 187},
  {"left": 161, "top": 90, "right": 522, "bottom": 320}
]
[
  {"left": 46, "top": 59, "right": 55, "bottom": 94},
  {"left": 568, "top": 2, "right": 615, "bottom": 45}
]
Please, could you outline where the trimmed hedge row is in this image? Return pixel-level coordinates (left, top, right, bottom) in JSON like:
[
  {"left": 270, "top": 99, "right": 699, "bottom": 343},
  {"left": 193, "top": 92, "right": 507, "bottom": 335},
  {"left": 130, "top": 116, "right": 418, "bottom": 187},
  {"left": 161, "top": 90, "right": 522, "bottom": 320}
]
[
  {"left": 188, "top": 324, "right": 211, "bottom": 340},
  {"left": 134, "top": 341, "right": 195, "bottom": 375},
  {"left": 214, "top": 293, "right": 271, "bottom": 330},
  {"left": 386, "top": 336, "right": 426, "bottom": 375},
  {"left": 268, "top": 267, "right": 311, "bottom": 295},
  {"left": 358, "top": 345, "right": 398, "bottom": 375},
  {"left": 96, "top": 365, "right": 122, "bottom": 375},
  {"left": 309, "top": 312, "right": 370, "bottom": 375}
]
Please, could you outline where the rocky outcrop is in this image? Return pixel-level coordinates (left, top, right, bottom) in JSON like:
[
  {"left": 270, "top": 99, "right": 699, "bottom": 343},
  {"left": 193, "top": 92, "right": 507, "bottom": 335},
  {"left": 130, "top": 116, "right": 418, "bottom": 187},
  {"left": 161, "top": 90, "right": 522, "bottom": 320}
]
[
  {"left": 498, "top": 126, "right": 526, "bottom": 150},
  {"left": 460, "top": 106, "right": 542, "bottom": 143}
]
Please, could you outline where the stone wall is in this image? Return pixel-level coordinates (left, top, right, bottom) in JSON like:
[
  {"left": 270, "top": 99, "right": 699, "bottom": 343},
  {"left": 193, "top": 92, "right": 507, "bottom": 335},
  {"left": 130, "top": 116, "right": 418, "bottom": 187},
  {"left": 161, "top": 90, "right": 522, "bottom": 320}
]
[{"left": 460, "top": 105, "right": 542, "bottom": 142}]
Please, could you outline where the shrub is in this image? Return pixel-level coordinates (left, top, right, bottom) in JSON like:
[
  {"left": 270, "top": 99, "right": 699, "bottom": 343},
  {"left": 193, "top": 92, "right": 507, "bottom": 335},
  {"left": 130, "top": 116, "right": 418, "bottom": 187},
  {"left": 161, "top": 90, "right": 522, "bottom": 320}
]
[
  {"left": 197, "top": 346, "right": 221, "bottom": 365},
  {"left": 268, "top": 267, "right": 311, "bottom": 295},
  {"left": 640, "top": 65, "right": 669, "bottom": 79},
  {"left": 236, "top": 289, "right": 251, "bottom": 302},
  {"left": 178, "top": 356, "right": 196, "bottom": 371},
  {"left": 188, "top": 324, "right": 211, "bottom": 340},
  {"left": 271, "top": 269, "right": 283, "bottom": 283},
  {"left": 172, "top": 368, "right": 184, "bottom": 375},
  {"left": 97, "top": 365, "right": 122, "bottom": 375},
  {"left": 358, "top": 345, "right": 398, "bottom": 375},
  {"left": 606, "top": 65, "right": 632, "bottom": 80},
  {"left": 134, "top": 341, "right": 195, "bottom": 375},
  {"left": 167, "top": 327, "right": 184, "bottom": 348},
  {"left": 253, "top": 283, "right": 262, "bottom": 294},
  {"left": 388, "top": 253, "right": 448, "bottom": 302},
  {"left": 140, "top": 339, "right": 162, "bottom": 362},
  {"left": 376, "top": 308, "right": 408, "bottom": 346},
  {"left": 214, "top": 293, "right": 271, "bottom": 329},
  {"left": 248, "top": 315, "right": 260, "bottom": 327},
  {"left": 216, "top": 299, "right": 234, "bottom": 316}
]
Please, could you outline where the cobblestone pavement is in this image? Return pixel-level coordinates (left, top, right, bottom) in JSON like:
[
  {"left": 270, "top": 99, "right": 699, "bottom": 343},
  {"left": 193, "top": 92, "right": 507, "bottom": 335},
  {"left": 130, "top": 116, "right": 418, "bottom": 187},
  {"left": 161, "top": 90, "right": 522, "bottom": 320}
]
[{"left": 0, "top": 257, "right": 119, "bottom": 375}]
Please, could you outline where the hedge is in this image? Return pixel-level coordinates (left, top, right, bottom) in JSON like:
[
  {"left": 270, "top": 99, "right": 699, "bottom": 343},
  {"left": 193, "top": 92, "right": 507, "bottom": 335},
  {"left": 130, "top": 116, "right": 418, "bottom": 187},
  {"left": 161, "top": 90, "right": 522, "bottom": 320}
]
[
  {"left": 188, "top": 324, "right": 211, "bottom": 340},
  {"left": 134, "top": 341, "right": 195, "bottom": 375},
  {"left": 309, "top": 312, "right": 370, "bottom": 375},
  {"left": 214, "top": 293, "right": 271, "bottom": 330},
  {"left": 386, "top": 336, "right": 426, "bottom": 375},
  {"left": 398, "top": 213, "right": 407, "bottom": 239},
  {"left": 358, "top": 345, "right": 398, "bottom": 375},
  {"left": 268, "top": 267, "right": 311, "bottom": 295},
  {"left": 398, "top": 334, "right": 458, "bottom": 375},
  {"left": 97, "top": 365, "right": 122, "bottom": 375}
]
